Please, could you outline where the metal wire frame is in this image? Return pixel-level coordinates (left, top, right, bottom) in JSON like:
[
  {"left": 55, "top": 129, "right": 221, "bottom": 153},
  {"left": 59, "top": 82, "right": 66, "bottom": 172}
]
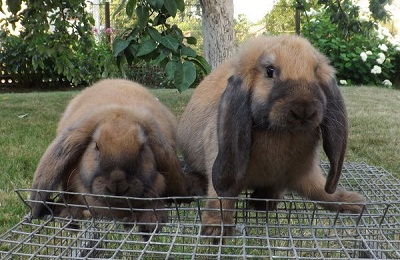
[{"left": 1, "top": 162, "right": 399, "bottom": 259}]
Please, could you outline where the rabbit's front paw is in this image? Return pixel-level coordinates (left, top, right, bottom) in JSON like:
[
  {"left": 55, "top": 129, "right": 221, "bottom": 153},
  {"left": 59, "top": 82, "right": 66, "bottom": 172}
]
[
  {"left": 201, "top": 211, "right": 234, "bottom": 244},
  {"left": 137, "top": 208, "right": 168, "bottom": 240},
  {"left": 337, "top": 190, "right": 367, "bottom": 213}
]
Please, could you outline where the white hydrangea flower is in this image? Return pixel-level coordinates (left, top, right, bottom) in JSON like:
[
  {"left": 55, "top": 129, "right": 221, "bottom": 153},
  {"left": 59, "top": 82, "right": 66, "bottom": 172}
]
[
  {"left": 377, "top": 33, "right": 384, "bottom": 40},
  {"left": 360, "top": 52, "right": 368, "bottom": 62},
  {"left": 359, "top": 15, "right": 369, "bottom": 22},
  {"left": 396, "top": 46, "right": 400, "bottom": 51},
  {"left": 388, "top": 37, "right": 400, "bottom": 47},
  {"left": 339, "top": 80, "right": 347, "bottom": 85},
  {"left": 379, "top": 26, "right": 392, "bottom": 38},
  {"left": 376, "top": 53, "right": 386, "bottom": 64},
  {"left": 306, "top": 8, "right": 318, "bottom": 16},
  {"left": 382, "top": 79, "right": 393, "bottom": 87},
  {"left": 371, "top": 65, "right": 382, "bottom": 74},
  {"left": 378, "top": 44, "right": 388, "bottom": 52},
  {"left": 366, "top": 51, "right": 372, "bottom": 55}
]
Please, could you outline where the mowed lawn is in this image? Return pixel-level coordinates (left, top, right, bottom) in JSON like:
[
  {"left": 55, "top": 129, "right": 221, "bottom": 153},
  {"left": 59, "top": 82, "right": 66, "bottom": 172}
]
[{"left": 0, "top": 86, "right": 399, "bottom": 234}]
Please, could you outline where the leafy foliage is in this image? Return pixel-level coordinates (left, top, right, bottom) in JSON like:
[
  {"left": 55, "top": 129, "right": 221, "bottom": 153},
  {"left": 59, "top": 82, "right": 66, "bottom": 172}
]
[
  {"left": 112, "top": 0, "right": 210, "bottom": 92},
  {"left": 263, "top": 0, "right": 296, "bottom": 35},
  {"left": 0, "top": 0, "right": 118, "bottom": 87},
  {"left": 301, "top": 2, "right": 400, "bottom": 88},
  {"left": 297, "top": 0, "right": 392, "bottom": 28},
  {"left": 235, "top": 14, "right": 257, "bottom": 45},
  {"left": 263, "top": 0, "right": 399, "bottom": 88}
]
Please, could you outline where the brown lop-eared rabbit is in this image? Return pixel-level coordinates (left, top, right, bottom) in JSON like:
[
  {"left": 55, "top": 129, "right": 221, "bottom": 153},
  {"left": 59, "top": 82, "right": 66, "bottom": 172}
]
[
  {"left": 178, "top": 35, "right": 366, "bottom": 237},
  {"left": 30, "top": 79, "right": 187, "bottom": 239}
]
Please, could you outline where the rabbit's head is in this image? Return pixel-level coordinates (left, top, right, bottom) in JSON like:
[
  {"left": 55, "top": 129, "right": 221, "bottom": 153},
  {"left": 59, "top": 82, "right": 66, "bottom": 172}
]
[
  {"left": 212, "top": 35, "right": 347, "bottom": 196},
  {"left": 77, "top": 109, "right": 165, "bottom": 202},
  {"left": 234, "top": 36, "right": 336, "bottom": 130}
]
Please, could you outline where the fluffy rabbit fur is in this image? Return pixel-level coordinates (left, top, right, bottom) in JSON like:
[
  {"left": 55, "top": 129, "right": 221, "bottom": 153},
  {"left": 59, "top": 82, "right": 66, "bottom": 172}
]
[
  {"left": 30, "top": 79, "right": 187, "bottom": 236},
  {"left": 178, "top": 35, "right": 366, "bottom": 237}
]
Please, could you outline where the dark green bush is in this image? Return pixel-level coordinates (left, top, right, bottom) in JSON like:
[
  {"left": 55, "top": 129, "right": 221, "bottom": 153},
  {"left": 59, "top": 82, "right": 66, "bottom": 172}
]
[
  {"left": 0, "top": 0, "right": 121, "bottom": 89},
  {"left": 302, "top": 7, "right": 400, "bottom": 88}
]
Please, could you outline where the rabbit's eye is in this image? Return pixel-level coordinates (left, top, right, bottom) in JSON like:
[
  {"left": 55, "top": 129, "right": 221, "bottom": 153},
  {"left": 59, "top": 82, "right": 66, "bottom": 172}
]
[{"left": 266, "top": 66, "right": 275, "bottom": 78}]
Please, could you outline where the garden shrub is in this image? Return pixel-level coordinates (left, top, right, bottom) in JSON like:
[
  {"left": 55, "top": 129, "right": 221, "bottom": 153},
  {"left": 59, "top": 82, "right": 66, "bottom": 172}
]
[
  {"left": 302, "top": 6, "right": 400, "bottom": 88},
  {"left": 0, "top": 0, "right": 121, "bottom": 89},
  {"left": 0, "top": 33, "right": 120, "bottom": 88}
]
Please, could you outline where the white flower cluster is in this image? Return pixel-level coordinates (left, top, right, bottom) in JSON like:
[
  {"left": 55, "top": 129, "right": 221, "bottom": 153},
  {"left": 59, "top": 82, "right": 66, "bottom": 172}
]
[
  {"left": 359, "top": 50, "right": 373, "bottom": 62},
  {"left": 376, "top": 52, "right": 386, "bottom": 64},
  {"left": 371, "top": 65, "right": 382, "bottom": 74},
  {"left": 377, "top": 25, "right": 400, "bottom": 49},
  {"left": 382, "top": 79, "right": 393, "bottom": 88},
  {"left": 339, "top": 79, "right": 347, "bottom": 85},
  {"left": 359, "top": 36, "right": 397, "bottom": 87},
  {"left": 378, "top": 44, "right": 388, "bottom": 52},
  {"left": 305, "top": 7, "right": 319, "bottom": 16}
]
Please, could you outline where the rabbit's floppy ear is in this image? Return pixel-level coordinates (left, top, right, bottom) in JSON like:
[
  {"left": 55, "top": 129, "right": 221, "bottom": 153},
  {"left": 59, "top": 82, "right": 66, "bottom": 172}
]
[
  {"left": 212, "top": 75, "right": 253, "bottom": 197},
  {"left": 146, "top": 128, "right": 187, "bottom": 197},
  {"left": 321, "top": 78, "right": 348, "bottom": 194},
  {"left": 30, "top": 117, "right": 96, "bottom": 218}
]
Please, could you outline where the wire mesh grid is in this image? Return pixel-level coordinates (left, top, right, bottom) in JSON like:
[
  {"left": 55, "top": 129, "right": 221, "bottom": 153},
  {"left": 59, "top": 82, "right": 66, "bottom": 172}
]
[{"left": 1, "top": 162, "right": 399, "bottom": 259}]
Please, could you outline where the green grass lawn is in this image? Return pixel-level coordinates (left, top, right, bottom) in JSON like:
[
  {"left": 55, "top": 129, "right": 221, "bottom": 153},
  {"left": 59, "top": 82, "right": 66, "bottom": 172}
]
[{"left": 0, "top": 86, "right": 399, "bottom": 235}]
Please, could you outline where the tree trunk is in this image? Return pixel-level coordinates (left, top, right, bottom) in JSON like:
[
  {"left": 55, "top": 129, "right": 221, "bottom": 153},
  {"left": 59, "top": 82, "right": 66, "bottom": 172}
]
[{"left": 200, "top": 0, "right": 235, "bottom": 70}]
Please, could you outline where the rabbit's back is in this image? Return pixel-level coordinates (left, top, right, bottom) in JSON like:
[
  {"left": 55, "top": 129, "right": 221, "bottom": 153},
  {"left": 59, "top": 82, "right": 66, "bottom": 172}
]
[{"left": 58, "top": 79, "right": 177, "bottom": 140}]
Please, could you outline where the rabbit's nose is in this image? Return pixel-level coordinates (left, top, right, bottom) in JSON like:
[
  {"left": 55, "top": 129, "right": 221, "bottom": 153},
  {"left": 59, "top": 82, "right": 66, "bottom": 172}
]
[
  {"left": 290, "top": 103, "right": 317, "bottom": 122},
  {"left": 107, "top": 170, "right": 130, "bottom": 195}
]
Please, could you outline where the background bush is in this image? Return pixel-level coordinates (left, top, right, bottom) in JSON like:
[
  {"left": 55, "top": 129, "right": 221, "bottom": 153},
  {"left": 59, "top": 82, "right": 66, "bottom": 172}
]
[
  {"left": 0, "top": 0, "right": 121, "bottom": 88},
  {"left": 302, "top": 5, "right": 400, "bottom": 88}
]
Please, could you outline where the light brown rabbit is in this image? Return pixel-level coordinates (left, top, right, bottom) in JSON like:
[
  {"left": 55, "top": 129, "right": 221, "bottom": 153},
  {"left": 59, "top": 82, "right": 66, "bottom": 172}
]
[
  {"left": 177, "top": 35, "right": 366, "bottom": 237},
  {"left": 30, "top": 79, "right": 187, "bottom": 238}
]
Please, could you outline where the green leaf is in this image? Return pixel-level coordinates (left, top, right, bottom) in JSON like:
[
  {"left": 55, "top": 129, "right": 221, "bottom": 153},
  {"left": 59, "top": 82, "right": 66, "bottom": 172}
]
[
  {"left": 174, "top": 61, "right": 196, "bottom": 92},
  {"left": 139, "top": 33, "right": 151, "bottom": 42},
  {"left": 185, "top": 36, "right": 197, "bottom": 45},
  {"left": 136, "top": 39, "right": 158, "bottom": 56},
  {"left": 164, "top": 0, "right": 177, "bottom": 17},
  {"left": 176, "top": 0, "right": 185, "bottom": 12},
  {"left": 57, "top": 63, "right": 64, "bottom": 75},
  {"left": 190, "top": 55, "right": 211, "bottom": 74},
  {"left": 152, "top": 52, "right": 169, "bottom": 66},
  {"left": 6, "top": 0, "right": 21, "bottom": 15},
  {"left": 159, "top": 35, "right": 179, "bottom": 51},
  {"left": 147, "top": 0, "right": 164, "bottom": 9},
  {"left": 127, "top": 44, "right": 139, "bottom": 63},
  {"left": 170, "top": 25, "right": 184, "bottom": 42},
  {"left": 165, "top": 60, "right": 177, "bottom": 81},
  {"left": 112, "top": 38, "right": 131, "bottom": 57},
  {"left": 148, "top": 27, "right": 163, "bottom": 42},
  {"left": 149, "top": 28, "right": 180, "bottom": 52},
  {"left": 136, "top": 5, "right": 149, "bottom": 28},
  {"left": 126, "top": 0, "right": 137, "bottom": 17},
  {"left": 65, "top": 58, "right": 74, "bottom": 69},
  {"left": 45, "top": 48, "right": 55, "bottom": 57},
  {"left": 32, "top": 55, "right": 38, "bottom": 70},
  {"left": 181, "top": 46, "right": 196, "bottom": 57},
  {"left": 153, "top": 13, "right": 167, "bottom": 26},
  {"left": 117, "top": 54, "right": 128, "bottom": 71}
]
